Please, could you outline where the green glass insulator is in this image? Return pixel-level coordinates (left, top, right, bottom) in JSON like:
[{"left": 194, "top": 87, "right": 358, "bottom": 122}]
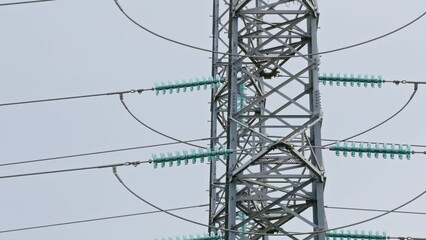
[
  {"left": 339, "top": 230, "right": 344, "bottom": 240},
  {"left": 350, "top": 74, "right": 355, "bottom": 87},
  {"left": 175, "top": 151, "right": 182, "bottom": 166},
  {"left": 202, "top": 77, "right": 208, "bottom": 90},
  {"left": 322, "top": 73, "right": 327, "bottom": 85},
  {"left": 359, "top": 142, "right": 364, "bottom": 158},
  {"left": 211, "top": 77, "right": 219, "bottom": 86},
  {"left": 343, "top": 73, "right": 348, "bottom": 86},
  {"left": 378, "top": 75, "right": 383, "bottom": 88},
  {"left": 335, "top": 141, "right": 340, "bottom": 156},
  {"left": 175, "top": 80, "right": 181, "bottom": 93},
  {"left": 406, "top": 145, "right": 411, "bottom": 160},
  {"left": 343, "top": 142, "right": 348, "bottom": 157},
  {"left": 351, "top": 142, "right": 356, "bottom": 157},
  {"left": 189, "top": 79, "right": 195, "bottom": 91},
  {"left": 155, "top": 83, "right": 160, "bottom": 95},
  {"left": 371, "top": 75, "right": 376, "bottom": 88},
  {"left": 208, "top": 77, "right": 215, "bottom": 88},
  {"left": 398, "top": 144, "right": 404, "bottom": 160},
  {"left": 329, "top": 73, "right": 334, "bottom": 86},
  {"left": 363, "top": 74, "right": 369, "bottom": 88},
  {"left": 390, "top": 144, "right": 395, "bottom": 159},
  {"left": 361, "top": 230, "right": 366, "bottom": 240},
  {"left": 168, "top": 152, "right": 174, "bottom": 167},
  {"left": 214, "top": 147, "right": 220, "bottom": 159},
  {"left": 190, "top": 149, "right": 197, "bottom": 164},
  {"left": 382, "top": 144, "right": 388, "bottom": 159},
  {"left": 216, "top": 77, "right": 222, "bottom": 87},
  {"left": 152, "top": 154, "right": 158, "bottom": 169},
  {"left": 161, "top": 82, "right": 167, "bottom": 95},
  {"left": 336, "top": 73, "right": 341, "bottom": 86},
  {"left": 160, "top": 153, "right": 166, "bottom": 168},
  {"left": 374, "top": 143, "right": 380, "bottom": 159},
  {"left": 168, "top": 81, "right": 174, "bottom": 94},
  {"left": 217, "top": 232, "right": 223, "bottom": 240},
  {"left": 357, "top": 74, "right": 362, "bottom": 87},
  {"left": 224, "top": 148, "right": 229, "bottom": 159},
  {"left": 183, "top": 150, "right": 189, "bottom": 165},
  {"left": 207, "top": 149, "right": 212, "bottom": 162},
  {"left": 367, "top": 143, "right": 372, "bottom": 158},
  {"left": 198, "top": 148, "right": 205, "bottom": 163},
  {"left": 181, "top": 80, "right": 188, "bottom": 92},
  {"left": 195, "top": 78, "right": 201, "bottom": 91},
  {"left": 375, "top": 231, "right": 380, "bottom": 240}
]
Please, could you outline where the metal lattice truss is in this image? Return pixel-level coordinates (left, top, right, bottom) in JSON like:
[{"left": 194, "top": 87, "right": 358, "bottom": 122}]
[{"left": 209, "top": 0, "right": 326, "bottom": 239}]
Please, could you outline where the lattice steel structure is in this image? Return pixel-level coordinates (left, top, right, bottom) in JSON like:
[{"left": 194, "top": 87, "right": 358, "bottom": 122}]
[{"left": 209, "top": 0, "right": 326, "bottom": 239}]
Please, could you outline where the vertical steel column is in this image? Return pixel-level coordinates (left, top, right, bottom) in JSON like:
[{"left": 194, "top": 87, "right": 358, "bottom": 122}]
[
  {"left": 209, "top": 1, "right": 326, "bottom": 239},
  {"left": 209, "top": 0, "right": 220, "bottom": 234},
  {"left": 224, "top": 1, "right": 240, "bottom": 239},
  {"left": 307, "top": 13, "right": 327, "bottom": 240}
]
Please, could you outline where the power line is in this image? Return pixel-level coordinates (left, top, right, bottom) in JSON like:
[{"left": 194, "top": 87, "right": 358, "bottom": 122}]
[
  {"left": 2, "top": 135, "right": 425, "bottom": 169},
  {"left": 0, "top": 136, "right": 218, "bottom": 168},
  {"left": 285, "top": 189, "right": 426, "bottom": 236},
  {"left": 0, "top": 88, "right": 152, "bottom": 108},
  {"left": 0, "top": 84, "right": 419, "bottom": 163},
  {"left": 113, "top": 0, "right": 426, "bottom": 58},
  {"left": 325, "top": 205, "right": 426, "bottom": 216},
  {"left": 322, "top": 84, "right": 418, "bottom": 147},
  {"left": 0, "top": 203, "right": 422, "bottom": 235},
  {"left": 120, "top": 94, "right": 206, "bottom": 149},
  {"left": 0, "top": 161, "right": 147, "bottom": 180},
  {"left": 383, "top": 80, "right": 426, "bottom": 85},
  {"left": 0, "top": 0, "right": 55, "bottom": 7},
  {"left": 0, "top": 203, "right": 208, "bottom": 234},
  {"left": 113, "top": 167, "right": 426, "bottom": 237},
  {"left": 1, "top": 203, "right": 422, "bottom": 235},
  {"left": 0, "top": 78, "right": 422, "bottom": 109},
  {"left": 389, "top": 237, "right": 426, "bottom": 240}
]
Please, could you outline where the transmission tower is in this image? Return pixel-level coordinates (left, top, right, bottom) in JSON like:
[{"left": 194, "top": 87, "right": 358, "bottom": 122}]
[{"left": 209, "top": 0, "right": 326, "bottom": 239}]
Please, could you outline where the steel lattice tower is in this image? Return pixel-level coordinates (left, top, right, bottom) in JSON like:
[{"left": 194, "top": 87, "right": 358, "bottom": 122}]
[{"left": 209, "top": 0, "right": 326, "bottom": 239}]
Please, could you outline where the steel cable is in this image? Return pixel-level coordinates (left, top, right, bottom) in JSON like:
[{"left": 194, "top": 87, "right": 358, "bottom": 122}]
[
  {"left": 0, "top": 88, "right": 152, "bottom": 108},
  {"left": 113, "top": 168, "right": 426, "bottom": 237},
  {"left": 0, "top": 161, "right": 147, "bottom": 180},
  {"left": 119, "top": 94, "right": 206, "bottom": 149},
  {"left": 0, "top": 136, "right": 218, "bottom": 168},
  {"left": 0, "top": 0, "right": 55, "bottom": 7},
  {"left": 323, "top": 84, "right": 418, "bottom": 148},
  {"left": 113, "top": 0, "right": 426, "bottom": 58},
  {"left": 0, "top": 204, "right": 208, "bottom": 234}
]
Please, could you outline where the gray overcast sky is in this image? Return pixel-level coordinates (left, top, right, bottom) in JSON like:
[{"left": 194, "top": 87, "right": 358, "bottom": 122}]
[{"left": 0, "top": 0, "right": 425, "bottom": 239}]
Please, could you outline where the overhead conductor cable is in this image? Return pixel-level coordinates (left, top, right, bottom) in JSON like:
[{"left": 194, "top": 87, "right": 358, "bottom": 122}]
[
  {"left": 323, "top": 83, "right": 418, "bottom": 147},
  {"left": 113, "top": 0, "right": 426, "bottom": 58},
  {"left": 113, "top": 167, "right": 426, "bottom": 237}
]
